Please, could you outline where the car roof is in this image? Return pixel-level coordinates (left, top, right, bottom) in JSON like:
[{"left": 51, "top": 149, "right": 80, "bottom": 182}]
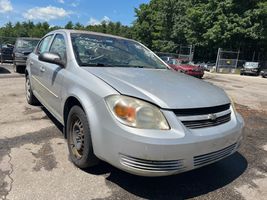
[
  {"left": 49, "top": 29, "right": 134, "bottom": 41},
  {"left": 16, "top": 37, "right": 40, "bottom": 40}
]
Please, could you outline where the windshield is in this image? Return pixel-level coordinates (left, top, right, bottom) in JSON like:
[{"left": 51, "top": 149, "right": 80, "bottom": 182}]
[
  {"left": 16, "top": 39, "right": 39, "bottom": 51},
  {"left": 245, "top": 62, "right": 259, "bottom": 68},
  {"left": 71, "top": 33, "right": 167, "bottom": 69},
  {"left": 169, "top": 59, "right": 189, "bottom": 65}
]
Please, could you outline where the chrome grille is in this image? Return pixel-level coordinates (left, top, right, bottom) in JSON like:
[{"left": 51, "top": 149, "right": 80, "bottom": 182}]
[
  {"left": 174, "top": 104, "right": 230, "bottom": 116},
  {"left": 194, "top": 143, "right": 237, "bottom": 167},
  {"left": 120, "top": 154, "right": 185, "bottom": 172},
  {"left": 175, "top": 104, "right": 231, "bottom": 129},
  {"left": 182, "top": 113, "right": 231, "bottom": 129}
]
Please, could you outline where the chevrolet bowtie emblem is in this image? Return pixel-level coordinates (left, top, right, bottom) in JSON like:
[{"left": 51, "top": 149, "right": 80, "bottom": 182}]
[{"left": 208, "top": 114, "right": 217, "bottom": 121}]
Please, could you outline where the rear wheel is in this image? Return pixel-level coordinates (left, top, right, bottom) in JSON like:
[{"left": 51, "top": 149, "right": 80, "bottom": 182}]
[
  {"left": 67, "top": 106, "right": 99, "bottom": 168},
  {"left": 25, "top": 75, "right": 38, "bottom": 105}
]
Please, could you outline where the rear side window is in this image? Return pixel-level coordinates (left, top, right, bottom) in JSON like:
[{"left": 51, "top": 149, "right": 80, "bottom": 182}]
[
  {"left": 36, "top": 35, "right": 53, "bottom": 54},
  {"left": 49, "top": 34, "right": 67, "bottom": 61}
]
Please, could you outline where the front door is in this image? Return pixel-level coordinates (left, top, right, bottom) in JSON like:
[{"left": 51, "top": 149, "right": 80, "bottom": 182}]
[{"left": 39, "top": 33, "right": 67, "bottom": 122}]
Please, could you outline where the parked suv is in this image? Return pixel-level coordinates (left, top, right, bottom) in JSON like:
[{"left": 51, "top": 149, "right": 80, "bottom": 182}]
[
  {"left": 240, "top": 62, "right": 262, "bottom": 76},
  {"left": 26, "top": 30, "right": 244, "bottom": 177},
  {"left": 260, "top": 69, "right": 267, "bottom": 78},
  {"left": 13, "top": 37, "right": 39, "bottom": 73}
]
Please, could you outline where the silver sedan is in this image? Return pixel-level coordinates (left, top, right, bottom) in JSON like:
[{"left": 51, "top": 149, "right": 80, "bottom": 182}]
[{"left": 25, "top": 29, "right": 244, "bottom": 177}]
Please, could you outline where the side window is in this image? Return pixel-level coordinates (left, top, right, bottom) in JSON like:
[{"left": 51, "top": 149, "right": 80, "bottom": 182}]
[
  {"left": 36, "top": 35, "right": 53, "bottom": 54},
  {"left": 49, "top": 34, "right": 67, "bottom": 61}
]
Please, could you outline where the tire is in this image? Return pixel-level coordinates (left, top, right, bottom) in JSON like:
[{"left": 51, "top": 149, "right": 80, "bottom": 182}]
[
  {"left": 13, "top": 63, "right": 17, "bottom": 73},
  {"left": 14, "top": 64, "right": 25, "bottom": 73},
  {"left": 25, "top": 75, "right": 39, "bottom": 105},
  {"left": 67, "top": 105, "right": 99, "bottom": 168}
]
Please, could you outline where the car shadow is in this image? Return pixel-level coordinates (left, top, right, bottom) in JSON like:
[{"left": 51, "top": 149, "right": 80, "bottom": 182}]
[
  {"left": 0, "top": 65, "right": 11, "bottom": 74},
  {"left": 40, "top": 106, "right": 64, "bottom": 133},
  {"left": 40, "top": 104, "right": 248, "bottom": 199},
  {"left": 84, "top": 152, "right": 247, "bottom": 199}
]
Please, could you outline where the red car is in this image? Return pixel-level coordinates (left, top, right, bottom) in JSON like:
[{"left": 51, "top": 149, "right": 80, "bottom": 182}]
[{"left": 167, "top": 59, "right": 204, "bottom": 78}]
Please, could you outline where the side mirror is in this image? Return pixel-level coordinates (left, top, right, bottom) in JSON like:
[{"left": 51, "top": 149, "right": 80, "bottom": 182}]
[{"left": 38, "top": 52, "right": 65, "bottom": 67}]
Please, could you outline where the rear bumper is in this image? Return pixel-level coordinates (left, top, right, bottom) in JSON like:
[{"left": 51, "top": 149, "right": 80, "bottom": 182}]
[{"left": 0, "top": 55, "right": 13, "bottom": 61}]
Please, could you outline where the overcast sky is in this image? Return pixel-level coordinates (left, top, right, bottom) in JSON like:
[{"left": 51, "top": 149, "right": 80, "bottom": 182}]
[{"left": 0, "top": 0, "right": 150, "bottom": 26}]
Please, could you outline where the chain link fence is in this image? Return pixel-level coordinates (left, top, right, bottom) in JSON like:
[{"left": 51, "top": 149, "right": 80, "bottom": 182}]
[{"left": 156, "top": 45, "right": 195, "bottom": 62}]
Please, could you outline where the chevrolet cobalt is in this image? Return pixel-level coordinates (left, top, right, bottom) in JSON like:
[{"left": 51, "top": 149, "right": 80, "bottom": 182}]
[{"left": 25, "top": 30, "right": 244, "bottom": 176}]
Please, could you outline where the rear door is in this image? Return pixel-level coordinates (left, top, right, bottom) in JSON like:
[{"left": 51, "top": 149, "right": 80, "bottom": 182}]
[{"left": 29, "top": 34, "right": 54, "bottom": 101}]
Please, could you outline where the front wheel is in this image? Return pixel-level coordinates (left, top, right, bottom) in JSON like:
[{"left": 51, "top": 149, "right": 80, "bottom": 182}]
[
  {"left": 14, "top": 64, "right": 25, "bottom": 73},
  {"left": 67, "top": 106, "right": 99, "bottom": 168}
]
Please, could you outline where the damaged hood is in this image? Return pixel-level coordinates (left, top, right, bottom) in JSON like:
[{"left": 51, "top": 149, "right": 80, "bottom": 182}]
[{"left": 83, "top": 67, "right": 230, "bottom": 109}]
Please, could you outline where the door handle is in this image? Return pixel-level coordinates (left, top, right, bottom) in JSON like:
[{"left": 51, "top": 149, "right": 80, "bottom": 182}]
[
  {"left": 40, "top": 66, "right": 45, "bottom": 72},
  {"left": 29, "top": 61, "right": 33, "bottom": 66}
]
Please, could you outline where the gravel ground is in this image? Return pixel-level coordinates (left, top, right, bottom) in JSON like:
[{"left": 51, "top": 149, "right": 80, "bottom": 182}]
[{"left": 0, "top": 65, "right": 266, "bottom": 200}]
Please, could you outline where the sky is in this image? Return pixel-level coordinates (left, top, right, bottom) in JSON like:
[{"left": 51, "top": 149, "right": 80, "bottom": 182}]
[{"left": 0, "top": 0, "right": 150, "bottom": 27}]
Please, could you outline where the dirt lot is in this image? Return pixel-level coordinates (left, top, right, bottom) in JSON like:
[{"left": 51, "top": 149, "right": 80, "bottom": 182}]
[{"left": 0, "top": 64, "right": 267, "bottom": 200}]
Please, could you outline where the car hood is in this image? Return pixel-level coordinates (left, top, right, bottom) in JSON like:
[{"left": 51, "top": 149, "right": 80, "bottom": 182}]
[
  {"left": 83, "top": 68, "right": 230, "bottom": 109},
  {"left": 14, "top": 48, "right": 33, "bottom": 53}
]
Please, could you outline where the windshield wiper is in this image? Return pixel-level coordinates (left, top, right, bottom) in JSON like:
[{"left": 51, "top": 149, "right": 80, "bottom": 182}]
[
  {"left": 113, "top": 64, "right": 151, "bottom": 69},
  {"left": 126, "top": 65, "right": 166, "bottom": 69},
  {"left": 80, "top": 63, "right": 111, "bottom": 67}
]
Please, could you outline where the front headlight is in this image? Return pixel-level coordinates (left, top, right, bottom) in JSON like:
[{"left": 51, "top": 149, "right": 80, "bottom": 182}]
[{"left": 105, "top": 95, "right": 170, "bottom": 130}]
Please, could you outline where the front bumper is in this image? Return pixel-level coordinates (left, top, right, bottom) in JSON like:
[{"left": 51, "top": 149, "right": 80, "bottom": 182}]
[
  {"left": 14, "top": 56, "right": 27, "bottom": 66},
  {"left": 241, "top": 70, "right": 258, "bottom": 75},
  {"left": 185, "top": 71, "right": 204, "bottom": 77},
  {"left": 89, "top": 102, "right": 244, "bottom": 177}
]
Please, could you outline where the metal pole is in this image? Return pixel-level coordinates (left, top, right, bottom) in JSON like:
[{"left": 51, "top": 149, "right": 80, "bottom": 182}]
[
  {"left": 0, "top": 37, "right": 2, "bottom": 65},
  {"left": 235, "top": 48, "right": 240, "bottom": 69},
  {"left": 252, "top": 51, "right": 255, "bottom": 61},
  {"left": 215, "top": 48, "right": 220, "bottom": 73}
]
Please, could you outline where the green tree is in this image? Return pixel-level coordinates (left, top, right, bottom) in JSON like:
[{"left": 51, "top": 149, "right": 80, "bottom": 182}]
[{"left": 65, "top": 21, "right": 74, "bottom": 29}]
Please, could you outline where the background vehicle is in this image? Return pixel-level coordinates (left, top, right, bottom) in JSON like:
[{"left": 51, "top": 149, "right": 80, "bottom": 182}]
[
  {"left": 13, "top": 37, "right": 40, "bottom": 73},
  {"left": 26, "top": 29, "right": 243, "bottom": 177},
  {"left": 260, "top": 69, "right": 267, "bottom": 78},
  {"left": 240, "top": 62, "right": 262, "bottom": 76},
  {"left": 159, "top": 56, "right": 174, "bottom": 64},
  {"left": 0, "top": 44, "right": 14, "bottom": 63},
  {"left": 167, "top": 58, "right": 204, "bottom": 78}
]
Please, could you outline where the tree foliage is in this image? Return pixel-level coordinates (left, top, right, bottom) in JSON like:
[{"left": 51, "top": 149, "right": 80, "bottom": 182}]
[
  {"left": 0, "top": 1, "right": 266, "bottom": 61},
  {"left": 0, "top": 21, "right": 133, "bottom": 40},
  {"left": 133, "top": 0, "right": 267, "bottom": 60}
]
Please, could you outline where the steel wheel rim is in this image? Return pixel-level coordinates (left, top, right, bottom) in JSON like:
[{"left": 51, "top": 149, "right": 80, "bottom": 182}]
[
  {"left": 70, "top": 115, "right": 85, "bottom": 159},
  {"left": 25, "top": 78, "right": 31, "bottom": 101}
]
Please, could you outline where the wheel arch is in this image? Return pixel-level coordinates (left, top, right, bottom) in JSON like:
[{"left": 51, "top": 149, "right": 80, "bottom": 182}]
[{"left": 63, "top": 96, "right": 84, "bottom": 138}]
